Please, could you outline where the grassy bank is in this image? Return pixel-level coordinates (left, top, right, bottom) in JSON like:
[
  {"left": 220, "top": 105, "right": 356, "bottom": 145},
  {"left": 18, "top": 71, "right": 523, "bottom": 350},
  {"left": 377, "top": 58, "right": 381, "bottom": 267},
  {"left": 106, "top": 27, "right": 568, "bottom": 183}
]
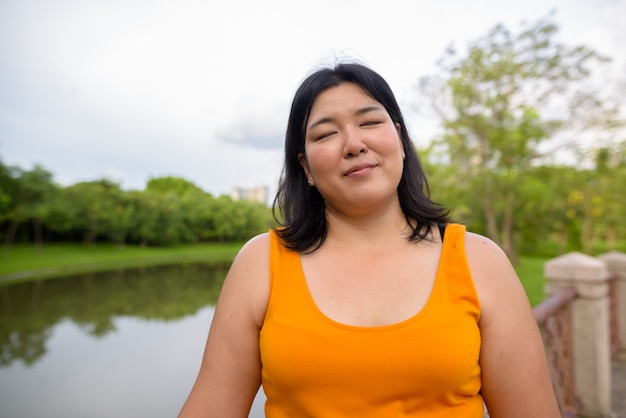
[
  {"left": 0, "top": 242, "right": 243, "bottom": 284},
  {"left": 514, "top": 256, "right": 551, "bottom": 306},
  {"left": 1, "top": 242, "right": 552, "bottom": 305}
]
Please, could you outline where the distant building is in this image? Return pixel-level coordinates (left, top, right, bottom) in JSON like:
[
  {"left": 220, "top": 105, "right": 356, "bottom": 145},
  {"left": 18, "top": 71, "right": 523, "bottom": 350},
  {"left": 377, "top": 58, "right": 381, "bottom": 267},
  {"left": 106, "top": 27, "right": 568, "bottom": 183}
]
[{"left": 231, "top": 185, "right": 269, "bottom": 205}]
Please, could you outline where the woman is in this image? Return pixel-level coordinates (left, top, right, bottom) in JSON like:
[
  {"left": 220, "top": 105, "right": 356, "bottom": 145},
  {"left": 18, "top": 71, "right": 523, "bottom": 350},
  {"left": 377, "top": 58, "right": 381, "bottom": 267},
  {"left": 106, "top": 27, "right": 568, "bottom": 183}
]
[{"left": 178, "top": 63, "right": 560, "bottom": 417}]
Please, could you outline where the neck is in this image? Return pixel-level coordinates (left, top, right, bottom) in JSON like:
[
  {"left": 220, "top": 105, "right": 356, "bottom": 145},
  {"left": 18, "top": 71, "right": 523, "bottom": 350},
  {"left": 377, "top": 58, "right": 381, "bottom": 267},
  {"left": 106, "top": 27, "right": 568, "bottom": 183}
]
[{"left": 323, "top": 203, "right": 411, "bottom": 251}]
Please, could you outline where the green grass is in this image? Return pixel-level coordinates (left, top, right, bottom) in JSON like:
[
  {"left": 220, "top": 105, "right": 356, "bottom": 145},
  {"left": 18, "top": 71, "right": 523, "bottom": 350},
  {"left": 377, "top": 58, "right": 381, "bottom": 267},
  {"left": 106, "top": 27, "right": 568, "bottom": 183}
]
[
  {"left": 0, "top": 242, "right": 243, "bottom": 284},
  {"left": 514, "top": 255, "right": 551, "bottom": 306},
  {"left": 1, "top": 242, "right": 552, "bottom": 305}
]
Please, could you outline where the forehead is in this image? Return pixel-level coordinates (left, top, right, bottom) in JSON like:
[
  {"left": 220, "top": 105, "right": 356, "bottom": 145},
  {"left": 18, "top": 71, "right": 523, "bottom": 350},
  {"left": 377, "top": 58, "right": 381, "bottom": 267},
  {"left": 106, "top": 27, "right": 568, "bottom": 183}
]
[{"left": 309, "top": 82, "right": 381, "bottom": 117}]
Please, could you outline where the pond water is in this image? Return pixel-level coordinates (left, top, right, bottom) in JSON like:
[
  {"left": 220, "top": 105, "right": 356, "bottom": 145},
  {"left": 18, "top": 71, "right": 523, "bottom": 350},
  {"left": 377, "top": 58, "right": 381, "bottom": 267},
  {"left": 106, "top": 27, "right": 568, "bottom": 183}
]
[{"left": 0, "top": 263, "right": 266, "bottom": 418}]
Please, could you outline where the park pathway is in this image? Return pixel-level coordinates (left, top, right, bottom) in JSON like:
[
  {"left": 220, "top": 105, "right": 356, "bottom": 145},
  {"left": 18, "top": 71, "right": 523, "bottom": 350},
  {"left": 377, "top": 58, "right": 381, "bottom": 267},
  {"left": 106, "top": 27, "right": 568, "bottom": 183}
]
[{"left": 613, "top": 358, "right": 626, "bottom": 418}]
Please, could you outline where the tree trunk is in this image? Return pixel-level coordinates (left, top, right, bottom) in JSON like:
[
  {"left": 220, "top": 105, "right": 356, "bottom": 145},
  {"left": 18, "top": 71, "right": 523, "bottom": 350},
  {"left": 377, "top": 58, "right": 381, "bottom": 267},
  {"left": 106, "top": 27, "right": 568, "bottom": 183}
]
[
  {"left": 83, "top": 221, "right": 98, "bottom": 245},
  {"left": 2, "top": 221, "right": 18, "bottom": 257},
  {"left": 501, "top": 190, "right": 518, "bottom": 265},
  {"left": 581, "top": 219, "right": 593, "bottom": 254},
  {"left": 606, "top": 224, "right": 616, "bottom": 250},
  {"left": 557, "top": 229, "right": 567, "bottom": 255},
  {"left": 33, "top": 218, "right": 44, "bottom": 253},
  {"left": 580, "top": 190, "right": 593, "bottom": 254},
  {"left": 483, "top": 191, "right": 500, "bottom": 244}
]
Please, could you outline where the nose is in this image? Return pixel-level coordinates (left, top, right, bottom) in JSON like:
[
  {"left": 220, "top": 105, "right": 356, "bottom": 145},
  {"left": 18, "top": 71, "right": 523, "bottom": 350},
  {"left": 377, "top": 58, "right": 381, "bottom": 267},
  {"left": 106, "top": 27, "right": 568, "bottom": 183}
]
[{"left": 343, "top": 128, "right": 368, "bottom": 158}]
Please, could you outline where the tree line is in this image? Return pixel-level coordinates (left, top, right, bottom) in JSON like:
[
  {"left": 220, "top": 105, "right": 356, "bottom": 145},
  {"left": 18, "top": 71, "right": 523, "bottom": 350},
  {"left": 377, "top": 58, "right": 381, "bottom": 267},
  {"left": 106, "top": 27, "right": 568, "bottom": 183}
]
[
  {"left": 0, "top": 164, "right": 273, "bottom": 250},
  {"left": 424, "top": 147, "right": 626, "bottom": 261},
  {"left": 2, "top": 142, "right": 623, "bottom": 260}
]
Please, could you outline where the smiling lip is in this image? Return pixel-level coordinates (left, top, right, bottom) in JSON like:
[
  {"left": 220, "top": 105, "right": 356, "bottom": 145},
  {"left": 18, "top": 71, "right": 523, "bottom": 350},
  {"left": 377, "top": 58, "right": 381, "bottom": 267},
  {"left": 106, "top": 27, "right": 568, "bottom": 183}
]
[{"left": 344, "top": 163, "right": 377, "bottom": 177}]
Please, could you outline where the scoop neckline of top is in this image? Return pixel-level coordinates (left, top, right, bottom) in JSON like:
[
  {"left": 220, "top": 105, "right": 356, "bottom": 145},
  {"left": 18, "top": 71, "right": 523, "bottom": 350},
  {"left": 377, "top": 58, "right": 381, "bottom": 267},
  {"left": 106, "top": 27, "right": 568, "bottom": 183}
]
[{"left": 294, "top": 228, "right": 450, "bottom": 332}]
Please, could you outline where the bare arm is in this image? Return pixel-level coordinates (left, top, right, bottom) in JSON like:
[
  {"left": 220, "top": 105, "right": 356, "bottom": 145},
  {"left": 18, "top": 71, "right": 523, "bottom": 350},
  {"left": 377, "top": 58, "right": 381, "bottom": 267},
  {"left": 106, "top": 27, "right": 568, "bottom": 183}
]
[
  {"left": 465, "top": 232, "right": 560, "bottom": 418},
  {"left": 178, "top": 233, "right": 270, "bottom": 418}
]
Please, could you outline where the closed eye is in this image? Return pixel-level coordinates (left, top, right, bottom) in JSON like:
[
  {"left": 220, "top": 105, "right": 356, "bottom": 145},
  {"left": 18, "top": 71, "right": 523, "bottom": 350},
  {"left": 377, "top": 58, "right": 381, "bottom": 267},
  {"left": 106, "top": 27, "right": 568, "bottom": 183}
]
[
  {"left": 316, "top": 131, "right": 337, "bottom": 141},
  {"left": 361, "top": 120, "right": 382, "bottom": 127}
]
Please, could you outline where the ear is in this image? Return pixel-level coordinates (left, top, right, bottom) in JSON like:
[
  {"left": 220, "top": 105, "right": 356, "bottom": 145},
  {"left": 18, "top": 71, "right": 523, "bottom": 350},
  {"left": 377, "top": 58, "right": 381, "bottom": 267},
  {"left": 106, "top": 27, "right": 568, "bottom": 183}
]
[{"left": 298, "top": 153, "right": 314, "bottom": 186}]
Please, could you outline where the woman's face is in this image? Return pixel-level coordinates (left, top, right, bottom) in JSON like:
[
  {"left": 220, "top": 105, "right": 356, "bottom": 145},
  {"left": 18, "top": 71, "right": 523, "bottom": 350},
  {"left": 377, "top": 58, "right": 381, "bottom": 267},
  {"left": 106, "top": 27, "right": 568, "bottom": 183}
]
[{"left": 299, "top": 82, "right": 405, "bottom": 215}]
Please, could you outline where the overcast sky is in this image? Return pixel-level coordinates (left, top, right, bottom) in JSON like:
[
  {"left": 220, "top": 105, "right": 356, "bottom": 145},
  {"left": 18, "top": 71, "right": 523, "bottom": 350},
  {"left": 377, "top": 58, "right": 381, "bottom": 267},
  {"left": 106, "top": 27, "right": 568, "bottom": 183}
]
[{"left": 1, "top": 0, "right": 624, "bottom": 197}]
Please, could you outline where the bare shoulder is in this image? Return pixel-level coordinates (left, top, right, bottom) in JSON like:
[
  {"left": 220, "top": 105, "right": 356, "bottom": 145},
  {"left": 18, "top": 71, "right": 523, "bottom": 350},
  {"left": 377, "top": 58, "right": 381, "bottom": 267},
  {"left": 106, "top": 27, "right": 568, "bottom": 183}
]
[
  {"left": 228, "top": 231, "right": 271, "bottom": 279},
  {"left": 464, "top": 231, "right": 511, "bottom": 272},
  {"left": 219, "top": 232, "right": 271, "bottom": 328},
  {"left": 463, "top": 231, "right": 561, "bottom": 416},
  {"left": 177, "top": 232, "right": 271, "bottom": 417},
  {"left": 231, "top": 231, "right": 271, "bottom": 268},
  {"left": 463, "top": 231, "right": 520, "bottom": 311},
  {"left": 463, "top": 230, "right": 532, "bottom": 340}
]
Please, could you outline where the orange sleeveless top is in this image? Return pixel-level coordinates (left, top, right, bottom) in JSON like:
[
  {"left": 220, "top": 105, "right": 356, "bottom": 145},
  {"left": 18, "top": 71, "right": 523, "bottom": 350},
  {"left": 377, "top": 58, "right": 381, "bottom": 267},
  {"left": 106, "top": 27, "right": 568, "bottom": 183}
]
[{"left": 259, "top": 224, "right": 483, "bottom": 417}]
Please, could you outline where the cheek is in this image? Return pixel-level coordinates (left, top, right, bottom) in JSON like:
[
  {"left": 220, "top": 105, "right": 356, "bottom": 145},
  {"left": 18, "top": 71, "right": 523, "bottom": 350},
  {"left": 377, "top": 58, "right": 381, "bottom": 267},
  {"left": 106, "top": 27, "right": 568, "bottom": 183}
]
[
  {"left": 306, "top": 155, "right": 330, "bottom": 178},
  {"left": 305, "top": 145, "right": 337, "bottom": 175},
  {"left": 381, "top": 134, "right": 403, "bottom": 156}
]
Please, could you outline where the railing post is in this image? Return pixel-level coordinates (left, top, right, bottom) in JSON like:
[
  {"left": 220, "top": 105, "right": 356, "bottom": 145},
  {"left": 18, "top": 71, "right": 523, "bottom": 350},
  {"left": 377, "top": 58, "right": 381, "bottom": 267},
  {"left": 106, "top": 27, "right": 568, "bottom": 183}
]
[
  {"left": 544, "top": 252, "right": 615, "bottom": 418},
  {"left": 598, "top": 251, "right": 626, "bottom": 359}
]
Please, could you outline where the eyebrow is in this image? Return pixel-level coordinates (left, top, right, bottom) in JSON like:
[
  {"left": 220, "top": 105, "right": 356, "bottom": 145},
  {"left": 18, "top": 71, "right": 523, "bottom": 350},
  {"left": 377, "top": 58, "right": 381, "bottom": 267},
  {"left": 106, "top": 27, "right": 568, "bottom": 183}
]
[{"left": 307, "top": 105, "right": 385, "bottom": 131}]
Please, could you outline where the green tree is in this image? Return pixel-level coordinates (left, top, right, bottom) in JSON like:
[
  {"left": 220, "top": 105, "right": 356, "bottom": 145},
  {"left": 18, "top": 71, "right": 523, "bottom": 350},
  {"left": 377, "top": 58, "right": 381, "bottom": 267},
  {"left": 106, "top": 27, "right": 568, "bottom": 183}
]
[
  {"left": 104, "top": 186, "right": 135, "bottom": 247},
  {"left": 44, "top": 185, "right": 85, "bottom": 242},
  {"left": 585, "top": 144, "right": 626, "bottom": 251},
  {"left": 180, "top": 189, "right": 218, "bottom": 242},
  {"left": 62, "top": 179, "right": 121, "bottom": 245},
  {"left": 127, "top": 190, "right": 183, "bottom": 246},
  {"left": 128, "top": 190, "right": 162, "bottom": 246},
  {"left": 210, "top": 196, "right": 269, "bottom": 242},
  {"left": 520, "top": 165, "right": 583, "bottom": 254},
  {"left": 143, "top": 176, "right": 211, "bottom": 245},
  {"left": 2, "top": 165, "right": 57, "bottom": 253},
  {"left": 0, "top": 159, "right": 17, "bottom": 227},
  {"left": 420, "top": 14, "right": 618, "bottom": 262},
  {"left": 146, "top": 176, "right": 205, "bottom": 196}
]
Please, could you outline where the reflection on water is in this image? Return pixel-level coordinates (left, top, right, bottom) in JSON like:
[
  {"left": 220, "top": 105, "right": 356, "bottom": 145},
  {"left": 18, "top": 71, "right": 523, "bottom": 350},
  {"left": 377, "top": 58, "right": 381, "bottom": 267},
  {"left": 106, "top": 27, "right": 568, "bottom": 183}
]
[{"left": 0, "top": 263, "right": 265, "bottom": 418}]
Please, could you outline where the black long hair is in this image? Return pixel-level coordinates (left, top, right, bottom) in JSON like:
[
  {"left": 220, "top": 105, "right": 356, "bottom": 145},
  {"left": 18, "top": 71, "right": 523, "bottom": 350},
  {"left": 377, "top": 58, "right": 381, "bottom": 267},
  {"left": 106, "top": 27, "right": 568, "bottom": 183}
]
[{"left": 272, "top": 63, "right": 449, "bottom": 252}]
